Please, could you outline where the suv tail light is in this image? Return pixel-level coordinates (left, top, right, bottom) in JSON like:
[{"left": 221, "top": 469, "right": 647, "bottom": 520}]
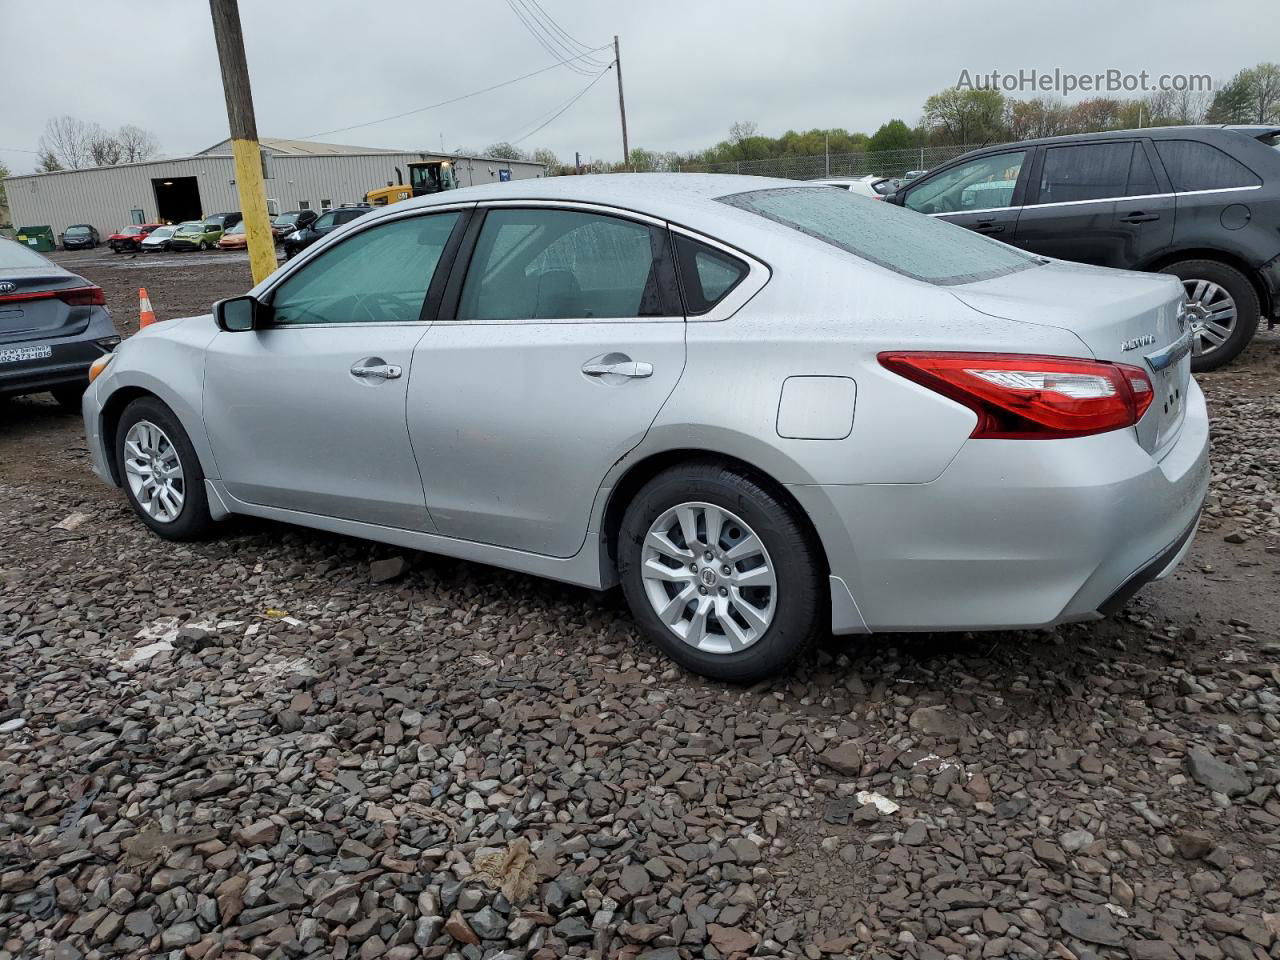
[{"left": 879, "top": 352, "right": 1154, "bottom": 439}]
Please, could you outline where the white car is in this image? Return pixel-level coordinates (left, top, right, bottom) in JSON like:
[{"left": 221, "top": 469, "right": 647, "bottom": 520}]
[
  {"left": 140, "top": 225, "right": 178, "bottom": 252},
  {"left": 82, "top": 175, "right": 1208, "bottom": 681},
  {"left": 811, "top": 174, "right": 897, "bottom": 199}
]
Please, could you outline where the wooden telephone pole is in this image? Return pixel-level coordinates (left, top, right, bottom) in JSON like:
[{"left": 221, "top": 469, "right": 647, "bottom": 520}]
[
  {"left": 614, "top": 35, "right": 629, "bottom": 169},
  {"left": 209, "top": 0, "right": 275, "bottom": 286}
]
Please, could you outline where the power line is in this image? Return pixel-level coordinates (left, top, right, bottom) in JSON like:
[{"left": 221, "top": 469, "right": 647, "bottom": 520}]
[
  {"left": 508, "top": 66, "right": 612, "bottom": 146},
  {"left": 502, "top": 0, "right": 598, "bottom": 75},
  {"left": 0, "top": 146, "right": 40, "bottom": 155},
  {"left": 514, "top": 0, "right": 609, "bottom": 67},
  {"left": 296, "top": 45, "right": 611, "bottom": 140}
]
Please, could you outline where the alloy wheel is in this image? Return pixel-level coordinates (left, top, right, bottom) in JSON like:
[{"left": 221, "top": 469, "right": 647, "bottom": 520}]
[
  {"left": 1181, "top": 278, "right": 1237, "bottom": 359},
  {"left": 640, "top": 501, "right": 776, "bottom": 654},
  {"left": 122, "top": 420, "right": 185, "bottom": 523}
]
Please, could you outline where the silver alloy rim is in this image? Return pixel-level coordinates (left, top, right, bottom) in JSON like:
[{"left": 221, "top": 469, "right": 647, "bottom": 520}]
[
  {"left": 122, "top": 420, "right": 185, "bottom": 523},
  {"left": 640, "top": 501, "right": 776, "bottom": 654},
  {"left": 1181, "top": 279, "right": 1237, "bottom": 358}
]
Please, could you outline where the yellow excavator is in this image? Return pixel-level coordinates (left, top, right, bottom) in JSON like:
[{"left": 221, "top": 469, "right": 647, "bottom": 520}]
[{"left": 365, "top": 160, "right": 458, "bottom": 207}]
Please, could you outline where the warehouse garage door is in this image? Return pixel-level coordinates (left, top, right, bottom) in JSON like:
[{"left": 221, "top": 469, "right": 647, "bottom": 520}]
[{"left": 153, "top": 177, "right": 201, "bottom": 224}]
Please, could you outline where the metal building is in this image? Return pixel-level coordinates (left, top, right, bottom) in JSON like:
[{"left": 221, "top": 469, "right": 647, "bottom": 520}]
[{"left": 2, "top": 138, "right": 546, "bottom": 241}]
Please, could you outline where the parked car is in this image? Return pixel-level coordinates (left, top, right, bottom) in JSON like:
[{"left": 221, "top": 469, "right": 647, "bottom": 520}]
[
  {"left": 60, "top": 225, "right": 100, "bottom": 250},
  {"left": 272, "top": 210, "right": 318, "bottom": 239},
  {"left": 0, "top": 237, "right": 118, "bottom": 408},
  {"left": 811, "top": 175, "right": 898, "bottom": 199},
  {"left": 140, "top": 225, "right": 179, "bottom": 252},
  {"left": 281, "top": 206, "right": 370, "bottom": 258},
  {"left": 900, "top": 169, "right": 927, "bottom": 182},
  {"left": 204, "top": 212, "right": 243, "bottom": 232},
  {"left": 168, "top": 221, "right": 223, "bottom": 251},
  {"left": 887, "top": 125, "right": 1280, "bottom": 370},
  {"left": 217, "top": 221, "right": 247, "bottom": 250},
  {"left": 108, "top": 224, "right": 163, "bottom": 253},
  {"left": 83, "top": 175, "right": 1207, "bottom": 682}
]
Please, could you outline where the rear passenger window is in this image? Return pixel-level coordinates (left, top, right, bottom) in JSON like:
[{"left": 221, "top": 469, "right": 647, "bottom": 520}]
[
  {"left": 1126, "top": 145, "right": 1160, "bottom": 196},
  {"left": 457, "top": 209, "right": 670, "bottom": 321},
  {"left": 674, "top": 235, "right": 748, "bottom": 314},
  {"left": 1154, "top": 140, "right": 1261, "bottom": 191},
  {"left": 1037, "top": 142, "right": 1132, "bottom": 204}
]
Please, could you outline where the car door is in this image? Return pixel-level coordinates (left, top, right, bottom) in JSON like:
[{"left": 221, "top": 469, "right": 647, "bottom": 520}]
[
  {"left": 900, "top": 149, "right": 1029, "bottom": 240},
  {"left": 1014, "top": 140, "right": 1175, "bottom": 267},
  {"left": 203, "top": 209, "right": 464, "bottom": 530},
  {"left": 406, "top": 203, "right": 686, "bottom": 557}
]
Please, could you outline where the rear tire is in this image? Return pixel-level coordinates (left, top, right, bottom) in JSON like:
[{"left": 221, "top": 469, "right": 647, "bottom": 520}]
[
  {"left": 114, "top": 396, "right": 213, "bottom": 541},
  {"left": 1158, "top": 259, "right": 1259, "bottom": 372},
  {"left": 617, "top": 461, "right": 824, "bottom": 682}
]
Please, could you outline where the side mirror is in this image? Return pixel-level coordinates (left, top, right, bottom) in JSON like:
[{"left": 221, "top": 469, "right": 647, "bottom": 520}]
[{"left": 214, "top": 295, "right": 267, "bottom": 332}]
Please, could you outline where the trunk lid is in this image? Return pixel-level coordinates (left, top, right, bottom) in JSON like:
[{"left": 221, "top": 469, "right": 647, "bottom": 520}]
[
  {"left": 951, "top": 259, "right": 1191, "bottom": 456},
  {"left": 0, "top": 266, "right": 97, "bottom": 343}
]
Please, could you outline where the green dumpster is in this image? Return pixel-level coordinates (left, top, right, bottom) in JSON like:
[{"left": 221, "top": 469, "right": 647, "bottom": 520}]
[{"left": 15, "top": 226, "right": 56, "bottom": 253}]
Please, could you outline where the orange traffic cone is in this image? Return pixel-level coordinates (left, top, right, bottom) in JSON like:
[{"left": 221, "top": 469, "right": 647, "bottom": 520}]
[{"left": 139, "top": 288, "right": 157, "bottom": 329}]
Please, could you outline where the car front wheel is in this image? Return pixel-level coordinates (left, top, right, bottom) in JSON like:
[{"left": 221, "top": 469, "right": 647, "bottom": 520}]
[
  {"left": 1158, "top": 259, "right": 1260, "bottom": 372},
  {"left": 114, "top": 397, "right": 213, "bottom": 540},
  {"left": 617, "top": 461, "right": 824, "bottom": 682}
]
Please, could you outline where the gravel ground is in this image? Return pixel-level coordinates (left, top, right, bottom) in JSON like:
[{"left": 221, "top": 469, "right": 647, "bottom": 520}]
[{"left": 1, "top": 251, "right": 1279, "bottom": 960}]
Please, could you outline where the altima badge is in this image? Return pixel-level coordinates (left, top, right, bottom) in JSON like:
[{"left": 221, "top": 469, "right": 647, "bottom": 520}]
[{"left": 1121, "top": 334, "right": 1156, "bottom": 351}]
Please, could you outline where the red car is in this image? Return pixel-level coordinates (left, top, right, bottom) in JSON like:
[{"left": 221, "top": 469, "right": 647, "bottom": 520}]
[{"left": 108, "top": 223, "right": 164, "bottom": 253}]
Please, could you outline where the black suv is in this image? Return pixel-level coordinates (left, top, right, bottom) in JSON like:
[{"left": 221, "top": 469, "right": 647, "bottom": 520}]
[
  {"left": 281, "top": 206, "right": 371, "bottom": 259},
  {"left": 888, "top": 125, "right": 1280, "bottom": 370}
]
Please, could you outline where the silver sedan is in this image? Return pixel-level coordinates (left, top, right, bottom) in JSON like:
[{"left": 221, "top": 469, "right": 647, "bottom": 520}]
[{"left": 82, "top": 174, "right": 1209, "bottom": 681}]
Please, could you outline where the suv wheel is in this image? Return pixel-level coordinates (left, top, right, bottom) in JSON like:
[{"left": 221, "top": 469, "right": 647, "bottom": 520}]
[
  {"left": 50, "top": 382, "right": 88, "bottom": 411},
  {"left": 1158, "top": 259, "right": 1259, "bottom": 372},
  {"left": 617, "top": 461, "right": 824, "bottom": 682},
  {"left": 114, "top": 397, "right": 213, "bottom": 540}
]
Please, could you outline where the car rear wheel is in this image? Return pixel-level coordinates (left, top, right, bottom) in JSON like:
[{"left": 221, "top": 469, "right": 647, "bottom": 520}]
[
  {"left": 617, "top": 461, "right": 824, "bottom": 682},
  {"left": 114, "top": 397, "right": 213, "bottom": 540},
  {"left": 1158, "top": 260, "right": 1259, "bottom": 372}
]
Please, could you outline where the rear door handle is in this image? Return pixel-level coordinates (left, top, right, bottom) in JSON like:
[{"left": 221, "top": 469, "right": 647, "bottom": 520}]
[
  {"left": 350, "top": 357, "right": 402, "bottom": 380},
  {"left": 1119, "top": 212, "right": 1160, "bottom": 223},
  {"left": 582, "top": 360, "right": 653, "bottom": 379},
  {"left": 974, "top": 222, "right": 1005, "bottom": 233}
]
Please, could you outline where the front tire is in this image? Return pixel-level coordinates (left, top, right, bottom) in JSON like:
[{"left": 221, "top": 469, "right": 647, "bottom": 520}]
[
  {"left": 114, "top": 397, "right": 213, "bottom": 540},
  {"left": 617, "top": 461, "right": 824, "bottom": 682},
  {"left": 1158, "top": 259, "right": 1259, "bottom": 372}
]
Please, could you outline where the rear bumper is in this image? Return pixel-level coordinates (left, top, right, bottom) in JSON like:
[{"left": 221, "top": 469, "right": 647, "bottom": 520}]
[
  {"left": 792, "top": 378, "right": 1210, "bottom": 634},
  {"left": 0, "top": 314, "right": 116, "bottom": 396}
]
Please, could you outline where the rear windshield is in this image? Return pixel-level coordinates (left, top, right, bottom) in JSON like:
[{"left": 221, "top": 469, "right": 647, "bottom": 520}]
[
  {"left": 0, "top": 238, "right": 52, "bottom": 268},
  {"left": 719, "top": 186, "right": 1040, "bottom": 285}
]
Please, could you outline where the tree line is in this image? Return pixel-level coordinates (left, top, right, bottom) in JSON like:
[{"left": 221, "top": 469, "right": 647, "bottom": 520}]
[
  {"left": 508, "top": 61, "right": 1280, "bottom": 174},
  {"left": 33, "top": 115, "right": 161, "bottom": 172}
]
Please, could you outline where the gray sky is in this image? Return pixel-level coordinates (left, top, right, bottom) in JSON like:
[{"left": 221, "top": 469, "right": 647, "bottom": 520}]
[{"left": 1, "top": 0, "right": 1273, "bottom": 173}]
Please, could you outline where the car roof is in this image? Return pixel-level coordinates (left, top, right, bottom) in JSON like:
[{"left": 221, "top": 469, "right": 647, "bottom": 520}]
[
  {"left": 376, "top": 173, "right": 810, "bottom": 227},
  {"left": 955, "top": 124, "right": 1279, "bottom": 158}
]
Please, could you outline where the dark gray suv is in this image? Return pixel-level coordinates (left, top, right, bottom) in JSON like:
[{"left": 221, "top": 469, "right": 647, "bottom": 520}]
[
  {"left": 888, "top": 125, "right": 1280, "bottom": 370},
  {"left": 0, "top": 239, "right": 119, "bottom": 408}
]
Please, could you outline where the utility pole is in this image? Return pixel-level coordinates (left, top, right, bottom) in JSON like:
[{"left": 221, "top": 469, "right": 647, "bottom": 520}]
[
  {"left": 613, "top": 35, "right": 629, "bottom": 168},
  {"left": 575, "top": 151, "right": 582, "bottom": 175},
  {"left": 209, "top": 0, "right": 275, "bottom": 285}
]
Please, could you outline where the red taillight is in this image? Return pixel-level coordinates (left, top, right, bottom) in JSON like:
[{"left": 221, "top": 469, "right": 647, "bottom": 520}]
[
  {"left": 58, "top": 286, "right": 106, "bottom": 306},
  {"left": 879, "top": 352, "right": 1154, "bottom": 439},
  {"left": 0, "top": 285, "right": 105, "bottom": 307}
]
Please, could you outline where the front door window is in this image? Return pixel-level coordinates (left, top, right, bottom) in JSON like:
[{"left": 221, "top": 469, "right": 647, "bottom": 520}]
[{"left": 905, "top": 151, "right": 1026, "bottom": 214}]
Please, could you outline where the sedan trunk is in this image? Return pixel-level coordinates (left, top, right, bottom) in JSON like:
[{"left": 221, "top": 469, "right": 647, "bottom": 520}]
[
  {"left": 951, "top": 260, "right": 1191, "bottom": 456},
  {"left": 0, "top": 268, "right": 99, "bottom": 343}
]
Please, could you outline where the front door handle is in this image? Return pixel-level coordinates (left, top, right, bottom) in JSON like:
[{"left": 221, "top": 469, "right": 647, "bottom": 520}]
[
  {"left": 974, "top": 220, "right": 1005, "bottom": 233},
  {"left": 1119, "top": 212, "right": 1160, "bottom": 223},
  {"left": 582, "top": 359, "right": 653, "bottom": 379},
  {"left": 350, "top": 357, "right": 402, "bottom": 380}
]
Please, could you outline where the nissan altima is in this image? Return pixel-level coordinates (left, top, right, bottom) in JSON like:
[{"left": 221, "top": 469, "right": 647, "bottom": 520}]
[{"left": 81, "top": 175, "right": 1209, "bottom": 681}]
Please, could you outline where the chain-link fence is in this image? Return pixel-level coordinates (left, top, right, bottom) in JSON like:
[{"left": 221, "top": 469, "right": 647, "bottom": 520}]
[{"left": 678, "top": 144, "right": 975, "bottom": 180}]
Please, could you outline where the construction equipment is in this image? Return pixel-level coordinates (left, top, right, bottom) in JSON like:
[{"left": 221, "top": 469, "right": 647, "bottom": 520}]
[{"left": 365, "top": 160, "right": 459, "bottom": 207}]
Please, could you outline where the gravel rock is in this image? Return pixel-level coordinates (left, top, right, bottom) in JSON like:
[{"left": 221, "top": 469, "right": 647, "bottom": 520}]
[{"left": 1186, "top": 747, "right": 1252, "bottom": 796}]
